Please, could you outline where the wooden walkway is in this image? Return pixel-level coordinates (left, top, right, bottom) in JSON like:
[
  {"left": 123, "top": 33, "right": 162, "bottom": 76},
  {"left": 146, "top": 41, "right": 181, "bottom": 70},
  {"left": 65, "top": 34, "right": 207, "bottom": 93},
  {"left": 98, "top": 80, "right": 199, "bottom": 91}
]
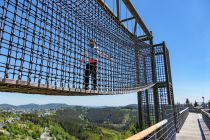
[
  {"left": 176, "top": 113, "right": 203, "bottom": 140},
  {"left": 0, "top": 78, "right": 155, "bottom": 96}
]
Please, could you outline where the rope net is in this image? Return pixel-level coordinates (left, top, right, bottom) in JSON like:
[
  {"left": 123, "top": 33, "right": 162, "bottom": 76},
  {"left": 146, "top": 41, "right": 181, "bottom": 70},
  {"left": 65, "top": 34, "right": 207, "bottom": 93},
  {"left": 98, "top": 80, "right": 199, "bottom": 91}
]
[
  {"left": 0, "top": 0, "right": 154, "bottom": 95},
  {"left": 140, "top": 44, "right": 174, "bottom": 128}
]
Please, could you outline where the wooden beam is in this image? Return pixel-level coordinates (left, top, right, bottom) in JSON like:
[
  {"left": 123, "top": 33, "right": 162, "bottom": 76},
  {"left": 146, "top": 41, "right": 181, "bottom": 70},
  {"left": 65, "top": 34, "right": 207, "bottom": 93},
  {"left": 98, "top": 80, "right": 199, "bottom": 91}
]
[
  {"left": 122, "top": 0, "right": 152, "bottom": 37},
  {"left": 121, "top": 17, "right": 135, "bottom": 23},
  {"left": 134, "top": 20, "right": 137, "bottom": 35},
  {"left": 116, "top": 0, "right": 120, "bottom": 19},
  {"left": 0, "top": 78, "right": 155, "bottom": 96}
]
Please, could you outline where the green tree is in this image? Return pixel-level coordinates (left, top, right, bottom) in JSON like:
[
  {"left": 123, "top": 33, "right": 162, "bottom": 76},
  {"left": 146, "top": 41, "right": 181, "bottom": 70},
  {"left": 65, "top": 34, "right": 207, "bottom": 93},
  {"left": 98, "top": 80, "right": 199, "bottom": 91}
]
[
  {"left": 0, "top": 136, "right": 10, "bottom": 140},
  {"left": 194, "top": 101, "right": 198, "bottom": 107},
  {"left": 123, "top": 123, "right": 139, "bottom": 139},
  {"left": 185, "top": 98, "right": 190, "bottom": 106},
  {"left": 208, "top": 100, "right": 210, "bottom": 109}
]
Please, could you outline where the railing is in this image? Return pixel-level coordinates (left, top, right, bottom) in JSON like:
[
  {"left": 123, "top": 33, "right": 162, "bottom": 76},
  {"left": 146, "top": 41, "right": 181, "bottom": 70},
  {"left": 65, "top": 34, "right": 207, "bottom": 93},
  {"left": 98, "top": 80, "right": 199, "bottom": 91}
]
[
  {"left": 200, "top": 109, "right": 210, "bottom": 129},
  {"left": 189, "top": 106, "right": 200, "bottom": 113},
  {"left": 176, "top": 107, "right": 189, "bottom": 132},
  {"left": 126, "top": 105, "right": 176, "bottom": 140},
  {"left": 198, "top": 109, "right": 210, "bottom": 139},
  {"left": 126, "top": 120, "right": 168, "bottom": 140},
  {"left": 126, "top": 105, "right": 192, "bottom": 140}
]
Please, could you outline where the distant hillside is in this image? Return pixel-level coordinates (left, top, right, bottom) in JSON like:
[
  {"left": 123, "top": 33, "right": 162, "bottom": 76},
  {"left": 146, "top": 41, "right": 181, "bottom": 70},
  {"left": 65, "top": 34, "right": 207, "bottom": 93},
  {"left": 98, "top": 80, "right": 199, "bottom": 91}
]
[
  {"left": 54, "top": 106, "right": 139, "bottom": 139},
  {"left": 0, "top": 103, "right": 138, "bottom": 110},
  {"left": 18, "top": 103, "right": 71, "bottom": 110},
  {"left": 0, "top": 104, "right": 16, "bottom": 110},
  {"left": 0, "top": 104, "right": 139, "bottom": 140},
  {"left": 0, "top": 103, "right": 71, "bottom": 110},
  {"left": 121, "top": 104, "right": 138, "bottom": 109}
]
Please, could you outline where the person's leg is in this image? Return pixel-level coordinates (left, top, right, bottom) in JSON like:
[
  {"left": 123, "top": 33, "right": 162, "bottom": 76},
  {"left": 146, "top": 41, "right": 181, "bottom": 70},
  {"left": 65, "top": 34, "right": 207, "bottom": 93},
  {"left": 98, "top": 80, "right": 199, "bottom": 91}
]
[
  {"left": 84, "top": 63, "right": 90, "bottom": 89},
  {"left": 89, "top": 63, "right": 93, "bottom": 89},
  {"left": 92, "top": 62, "right": 97, "bottom": 90}
]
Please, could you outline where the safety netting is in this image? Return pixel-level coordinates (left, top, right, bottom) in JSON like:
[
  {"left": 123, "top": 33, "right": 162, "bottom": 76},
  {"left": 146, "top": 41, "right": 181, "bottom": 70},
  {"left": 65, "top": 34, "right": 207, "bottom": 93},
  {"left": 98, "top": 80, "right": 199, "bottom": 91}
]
[{"left": 0, "top": 0, "right": 154, "bottom": 95}]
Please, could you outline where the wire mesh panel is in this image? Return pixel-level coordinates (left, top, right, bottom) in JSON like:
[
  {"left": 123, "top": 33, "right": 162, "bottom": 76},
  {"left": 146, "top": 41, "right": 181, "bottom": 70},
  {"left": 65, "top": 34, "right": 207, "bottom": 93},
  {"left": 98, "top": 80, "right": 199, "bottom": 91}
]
[
  {"left": 154, "top": 46, "right": 166, "bottom": 83},
  {"left": 158, "top": 88, "right": 168, "bottom": 105},
  {"left": 140, "top": 88, "right": 156, "bottom": 128},
  {"left": 200, "top": 109, "right": 210, "bottom": 139},
  {"left": 0, "top": 0, "right": 154, "bottom": 95},
  {"left": 154, "top": 44, "right": 174, "bottom": 105},
  {"left": 176, "top": 106, "right": 189, "bottom": 132},
  {"left": 147, "top": 105, "right": 176, "bottom": 140},
  {"left": 141, "top": 91, "right": 149, "bottom": 128},
  {"left": 137, "top": 46, "right": 156, "bottom": 128},
  {"left": 154, "top": 43, "right": 174, "bottom": 108},
  {"left": 138, "top": 43, "right": 175, "bottom": 129}
]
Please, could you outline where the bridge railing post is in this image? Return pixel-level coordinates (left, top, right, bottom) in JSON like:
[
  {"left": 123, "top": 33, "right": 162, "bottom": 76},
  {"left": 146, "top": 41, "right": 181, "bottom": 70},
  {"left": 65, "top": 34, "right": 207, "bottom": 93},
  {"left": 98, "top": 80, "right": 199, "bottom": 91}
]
[
  {"left": 135, "top": 43, "right": 143, "bottom": 130},
  {"left": 176, "top": 106, "right": 189, "bottom": 132},
  {"left": 162, "top": 42, "right": 177, "bottom": 128},
  {"left": 137, "top": 91, "right": 143, "bottom": 130},
  {"left": 150, "top": 37, "right": 160, "bottom": 123}
]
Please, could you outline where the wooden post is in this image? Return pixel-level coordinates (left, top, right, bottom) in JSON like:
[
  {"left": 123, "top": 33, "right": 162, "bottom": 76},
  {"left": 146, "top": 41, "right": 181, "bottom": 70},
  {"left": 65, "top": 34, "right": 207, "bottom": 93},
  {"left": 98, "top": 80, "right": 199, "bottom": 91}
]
[
  {"left": 150, "top": 35, "right": 160, "bottom": 123},
  {"left": 135, "top": 44, "right": 143, "bottom": 130}
]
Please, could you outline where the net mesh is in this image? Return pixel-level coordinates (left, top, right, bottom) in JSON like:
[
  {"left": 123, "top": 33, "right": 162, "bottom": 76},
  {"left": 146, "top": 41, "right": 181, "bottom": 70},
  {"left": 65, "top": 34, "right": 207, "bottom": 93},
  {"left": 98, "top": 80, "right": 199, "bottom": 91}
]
[{"left": 0, "top": 0, "right": 154, "bottom": 95}]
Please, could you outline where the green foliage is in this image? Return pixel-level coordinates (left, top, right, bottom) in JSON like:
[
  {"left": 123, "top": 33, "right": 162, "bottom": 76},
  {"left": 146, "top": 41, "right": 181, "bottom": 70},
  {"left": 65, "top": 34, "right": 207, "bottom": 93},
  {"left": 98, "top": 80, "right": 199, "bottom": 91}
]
[
  {"left": 73, "top": 126, "right": 122, "bottom": 140},
  {"left": 49, "top": 122, "right": 76, "bottom": 140},
  {"left": 208, "top": 100, "right": 210, "bottom": 109},
  {"left": 0, "top": 112, "right": 16, "bottom": 123},
  {"left": 100, "top": 127, "right": 122, "bottom": 140},
  {"left": 21, "top": 114, "right": 49, "bottom": 127},
  {"left": 194, "top": 101, "right": 198, "bottom": 107},
  {"left": 0, "top": 106, "right": 139, "bottom": 140},
  {"left": 123, "top": 123, "right": 140, "bottom": 139},
  {"left": 53, "top": 108, "right": 138, "bottom": 140},
  {"left": 0, "top": 135, "right": 10, "bottom": 140},
  {"left": 86, "top": 108, "right": 130, "bottom": 124},
  {"left": 21, "top": 114, "right": 76, "bottom": 140},
  {"left": 4, "top": 121, "right": 43, "bottom": 139},
  {"left": 185, "top": 98, "right": 190, "bottom": 106}
]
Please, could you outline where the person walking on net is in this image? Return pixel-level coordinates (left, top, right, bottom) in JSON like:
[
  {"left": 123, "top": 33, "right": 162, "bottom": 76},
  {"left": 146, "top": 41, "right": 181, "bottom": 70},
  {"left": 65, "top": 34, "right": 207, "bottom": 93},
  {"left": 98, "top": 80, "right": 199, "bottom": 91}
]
[{"left": 81, "top": 39, "right": 112, "bottom": 90}]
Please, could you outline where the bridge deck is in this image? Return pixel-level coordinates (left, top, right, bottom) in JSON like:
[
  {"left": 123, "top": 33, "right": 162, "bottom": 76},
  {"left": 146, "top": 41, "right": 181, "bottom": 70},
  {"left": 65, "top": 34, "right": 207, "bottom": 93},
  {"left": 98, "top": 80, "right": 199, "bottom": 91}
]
[
  {"left": 176, "top": 113, "right": 204, "bottom": 140},
  {"left": 0, "top": 78, "right": 154, "bottom": 96}
]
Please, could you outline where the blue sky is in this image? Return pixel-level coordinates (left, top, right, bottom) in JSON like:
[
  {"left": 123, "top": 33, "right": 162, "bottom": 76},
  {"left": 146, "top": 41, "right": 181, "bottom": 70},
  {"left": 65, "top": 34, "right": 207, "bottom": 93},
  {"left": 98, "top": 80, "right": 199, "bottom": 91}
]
[
  {"left": 134, "top": 0, "right": 210, "bottom": 104},
  {"left": 0, "top": 0, "right": 210, "bottom": 105}
]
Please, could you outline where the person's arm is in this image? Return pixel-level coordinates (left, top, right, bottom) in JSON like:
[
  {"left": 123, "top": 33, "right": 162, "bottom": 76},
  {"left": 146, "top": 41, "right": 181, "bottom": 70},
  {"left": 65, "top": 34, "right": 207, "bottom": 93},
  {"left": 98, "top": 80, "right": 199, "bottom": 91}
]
[
  {"left": 101, "top": 52, "right": 113, "bottom": 61},
  {"left": 95, "top": 46, "right": 113, "bottom": 61}
]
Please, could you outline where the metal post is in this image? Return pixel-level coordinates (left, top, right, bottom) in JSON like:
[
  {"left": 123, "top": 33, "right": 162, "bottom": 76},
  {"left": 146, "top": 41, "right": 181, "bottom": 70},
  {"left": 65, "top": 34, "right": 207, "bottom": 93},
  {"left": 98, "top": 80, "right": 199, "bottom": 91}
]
[
  {"left": 143, "top": 56, "right": 151, "bottom": 126},
  {"left": 145, "top": 90, "right": 151, "bottom": 126},
  {"left": 162, "top": 42, "right": 177, "bottom": 130},
  {"left": 138, "top": 91, "right": 143, "bottom": 130},
  {"left": 116, "top": 0, "right": 120, "bottom": 20},
  {"left": 134, "top": 21, "right": 137, "bottom": 35},
  {"left": 153, "top": 85, "right": 160, "bottom": 123},
  {"left": 135, "top": 44, "right": 143, "bottom": 130},
  {"left": 164, "top": 43, "right": 175, "bottom": 108},
  {"left": 162, "top": 42, "right": 172, "bottom": 105},
  {"left": 150, "top": 35, "right": 160, "bottom": 123}
]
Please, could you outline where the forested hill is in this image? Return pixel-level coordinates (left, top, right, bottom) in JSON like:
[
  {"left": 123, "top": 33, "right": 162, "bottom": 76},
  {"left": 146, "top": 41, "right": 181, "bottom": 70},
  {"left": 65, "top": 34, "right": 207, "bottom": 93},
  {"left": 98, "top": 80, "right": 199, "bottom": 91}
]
[
  {"left": 0, "top": 104, "right": 139, "bottom": 140},
  {"left": 0, "top": 103, "right": 138, "bottom": 110},
  {"left": 0, "top": 103, "right": 71, "bottom": 110}
]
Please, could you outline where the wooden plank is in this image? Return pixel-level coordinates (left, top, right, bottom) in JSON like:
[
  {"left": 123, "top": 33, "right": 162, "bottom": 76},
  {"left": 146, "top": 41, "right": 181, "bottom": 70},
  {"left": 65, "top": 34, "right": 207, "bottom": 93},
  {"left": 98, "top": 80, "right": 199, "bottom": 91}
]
[
  {"left": 3, "top": 78, "right": 16, "bottom": 84},
  {"left": 0, "top": 78, "right": 155, "bottom": 96},
  {"left": 176, "top": 113, "right": 203, "bottom": 140},
  {"left": 16, "top": 80, "right": 28, "bottom": 86}
]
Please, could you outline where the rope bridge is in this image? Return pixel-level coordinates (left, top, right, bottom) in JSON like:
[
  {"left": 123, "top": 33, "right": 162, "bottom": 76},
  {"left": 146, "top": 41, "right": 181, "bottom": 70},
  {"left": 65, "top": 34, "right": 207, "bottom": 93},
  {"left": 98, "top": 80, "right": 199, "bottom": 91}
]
[{"left": 0, "top": 0, "right": 155, "bottom": 95}]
